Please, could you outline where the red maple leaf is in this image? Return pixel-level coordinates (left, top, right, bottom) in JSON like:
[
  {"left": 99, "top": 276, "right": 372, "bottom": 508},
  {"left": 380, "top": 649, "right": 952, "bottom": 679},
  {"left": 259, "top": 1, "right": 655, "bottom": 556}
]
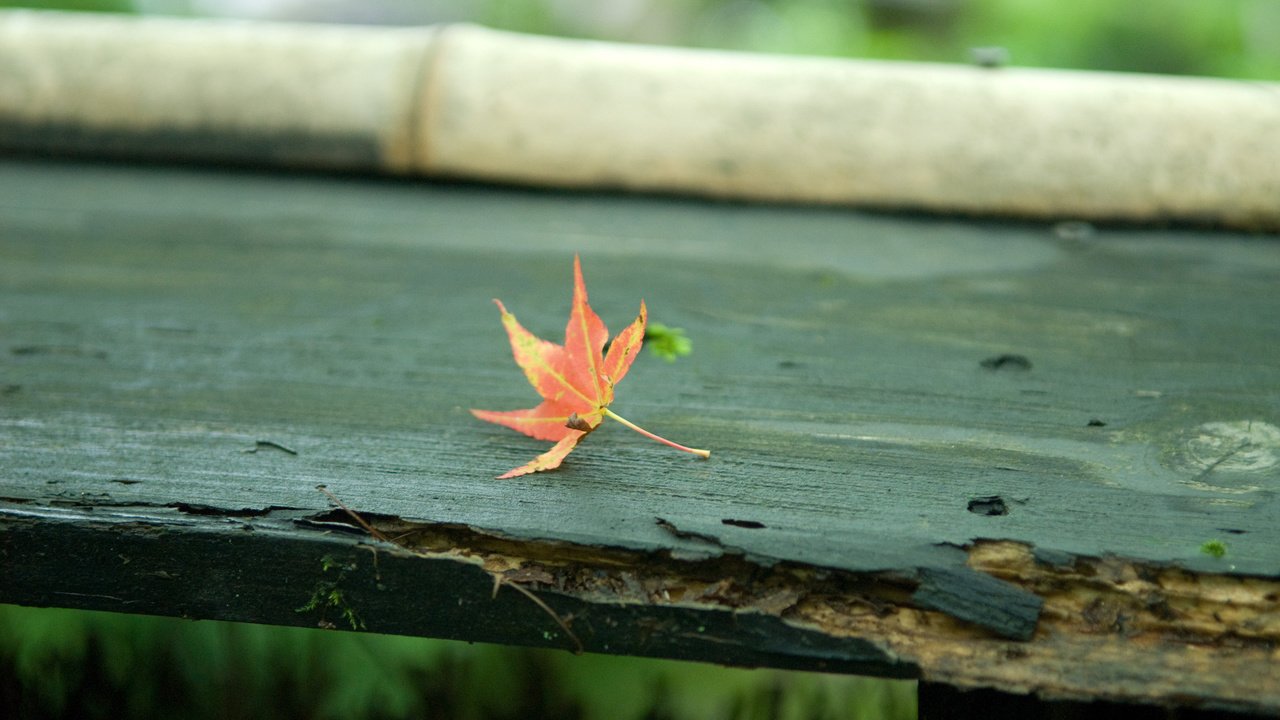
[{"left": 472, "top": 255, "right": 710, "bottom": 478}]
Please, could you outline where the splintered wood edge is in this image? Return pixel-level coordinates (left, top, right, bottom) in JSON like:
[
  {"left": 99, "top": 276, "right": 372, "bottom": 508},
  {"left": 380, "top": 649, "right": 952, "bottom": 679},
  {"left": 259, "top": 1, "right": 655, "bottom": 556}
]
[
  {"left": 325, "top": 511, "right": 1278, "bottom": 713},
  {"left": 3, "top": 501, "right": 1276, "bottom": 714}
]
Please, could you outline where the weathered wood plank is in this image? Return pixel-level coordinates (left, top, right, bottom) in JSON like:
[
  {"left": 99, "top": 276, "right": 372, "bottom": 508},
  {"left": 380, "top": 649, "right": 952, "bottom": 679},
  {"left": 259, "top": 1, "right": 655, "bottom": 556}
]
[
  {"left": 1, "top": 158, "right": 1278, "bottom": 712},
  {"left": 3, "top": 503, "right": 905, "bottom": 676}
]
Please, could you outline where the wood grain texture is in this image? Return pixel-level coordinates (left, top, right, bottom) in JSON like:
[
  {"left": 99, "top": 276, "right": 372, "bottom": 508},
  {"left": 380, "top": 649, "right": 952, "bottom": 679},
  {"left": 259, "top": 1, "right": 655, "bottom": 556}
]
[{"left": 2, "top": 158, "right": 1278, "bottom": 709}]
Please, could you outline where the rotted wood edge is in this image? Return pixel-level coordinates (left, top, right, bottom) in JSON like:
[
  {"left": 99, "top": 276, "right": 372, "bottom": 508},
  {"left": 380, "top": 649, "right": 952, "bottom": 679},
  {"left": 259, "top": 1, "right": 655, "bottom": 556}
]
[
  {"left": 1, "top": 499, "right": 1276, "bottom": 714},
  {"left": 0, "top": 501, "right": 908, "bottom": 677}
]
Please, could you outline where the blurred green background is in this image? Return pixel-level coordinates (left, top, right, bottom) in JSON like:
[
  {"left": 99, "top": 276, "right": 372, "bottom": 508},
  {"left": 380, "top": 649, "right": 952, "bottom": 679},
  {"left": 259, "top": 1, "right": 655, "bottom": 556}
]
[
  {"left": 2, "top": 1, "right": 1275, "bottom": 718},
  {"left": 4, "top": 0, "right": 1279, "bottom": 78},
  {"left": 1, "top": 604, "right": 915, "bottom": 719}
]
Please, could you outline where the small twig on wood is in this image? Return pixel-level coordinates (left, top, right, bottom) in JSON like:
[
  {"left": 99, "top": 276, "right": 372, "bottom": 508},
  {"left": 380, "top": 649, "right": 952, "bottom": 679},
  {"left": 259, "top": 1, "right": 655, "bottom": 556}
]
[
  {"left": 316, "top": 484, "right": 583, "bottom": 654},
  {"left": 494, "top": 575, "right": 584, "bottom": 654},
  {"left": 53, "top": 590, "right": 133, "bottom": 604},
  {"left": 316, "top": 485, "right": 394, "bottom": 545}
]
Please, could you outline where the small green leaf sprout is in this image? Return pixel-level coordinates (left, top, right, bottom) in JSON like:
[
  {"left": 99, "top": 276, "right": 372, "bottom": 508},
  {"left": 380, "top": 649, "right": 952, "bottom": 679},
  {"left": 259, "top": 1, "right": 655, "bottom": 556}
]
[
  {"left": 645, "top": 322, "right": 692, "bottom": 362},
  {"left": 1199, "top": 540, "right": 1227, "bottom": 558}
]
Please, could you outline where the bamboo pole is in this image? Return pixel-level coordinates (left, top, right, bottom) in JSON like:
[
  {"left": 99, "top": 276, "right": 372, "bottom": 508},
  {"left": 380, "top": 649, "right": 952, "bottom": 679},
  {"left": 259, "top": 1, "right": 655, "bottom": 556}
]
[{"left": 2, "top": 10, "right": 1277, "bottom": 229}]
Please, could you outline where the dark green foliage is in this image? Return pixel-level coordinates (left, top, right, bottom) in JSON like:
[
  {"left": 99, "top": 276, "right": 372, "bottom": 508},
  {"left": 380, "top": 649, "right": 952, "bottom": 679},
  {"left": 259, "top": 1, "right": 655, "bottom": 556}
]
[
  {"left": 4, "top": 0, "right": 1271, "bottom": 80},
  {"left": 296, "top": 555, "right": 365, "bottom": 631},
  {"left": 471, "top": 0, "right": 1280, "bottom": 80},
  {"left": 0, "top": 605, "right": 916, "bottom": 720},
  {"left": 0, "top": 0, "right": 133, "bottom": 12}
]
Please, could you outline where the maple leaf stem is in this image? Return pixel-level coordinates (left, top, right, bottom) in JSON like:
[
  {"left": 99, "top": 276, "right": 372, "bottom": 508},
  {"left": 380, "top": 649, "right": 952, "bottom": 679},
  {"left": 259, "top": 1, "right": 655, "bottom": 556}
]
[{"left": 602, "top": 408, "right": 711, "bottom": 459}]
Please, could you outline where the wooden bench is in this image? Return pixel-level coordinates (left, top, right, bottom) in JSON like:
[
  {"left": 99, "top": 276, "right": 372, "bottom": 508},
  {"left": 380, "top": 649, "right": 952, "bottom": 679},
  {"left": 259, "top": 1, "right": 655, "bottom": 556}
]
[{"left": 2, "top": 156, "right": 1277, "bottom": 717}]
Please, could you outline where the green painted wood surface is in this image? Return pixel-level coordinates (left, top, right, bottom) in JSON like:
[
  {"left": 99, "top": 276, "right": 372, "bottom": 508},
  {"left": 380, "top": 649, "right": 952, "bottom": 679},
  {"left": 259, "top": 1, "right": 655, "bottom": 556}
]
[
  {"left": 2, "top": 157, "right": 1279, "bottom": 708},
  {"left": 4, "top": 157, "right": 1277, "bottom": 572}
]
